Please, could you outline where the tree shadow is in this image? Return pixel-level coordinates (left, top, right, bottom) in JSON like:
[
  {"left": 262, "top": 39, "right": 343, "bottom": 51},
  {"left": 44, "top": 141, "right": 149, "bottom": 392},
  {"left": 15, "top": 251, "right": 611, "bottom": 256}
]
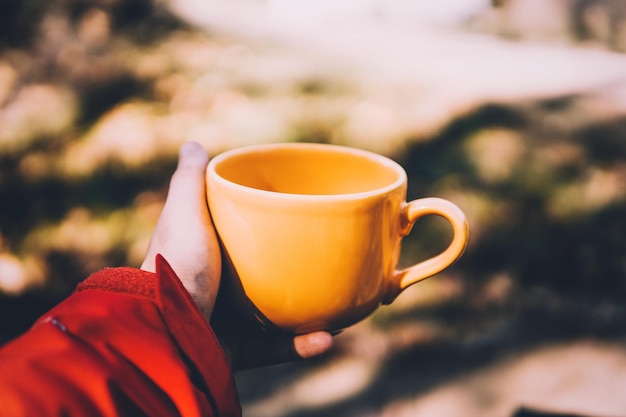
[
  {"left": 237, "top": 95, "right": 626, "bottom": 416},
  {"left": 2, "top": 2, "right": 626, "bottom": 414},
  {"left": 0, "top": 151, "right": 177, "bottom": 344}
]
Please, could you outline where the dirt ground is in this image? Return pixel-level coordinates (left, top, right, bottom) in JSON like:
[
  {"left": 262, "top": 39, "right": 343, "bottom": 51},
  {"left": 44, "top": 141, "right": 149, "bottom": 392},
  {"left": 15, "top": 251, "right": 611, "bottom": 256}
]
[{"left": 1, "top": 1, "right": 626, "bottom": 416}]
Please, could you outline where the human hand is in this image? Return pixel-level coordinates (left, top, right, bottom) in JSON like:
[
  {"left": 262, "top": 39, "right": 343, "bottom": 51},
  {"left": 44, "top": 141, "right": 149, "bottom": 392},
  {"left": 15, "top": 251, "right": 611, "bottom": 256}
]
[{"left": 141, "top": 141, "right": 333, "bottom": 370}]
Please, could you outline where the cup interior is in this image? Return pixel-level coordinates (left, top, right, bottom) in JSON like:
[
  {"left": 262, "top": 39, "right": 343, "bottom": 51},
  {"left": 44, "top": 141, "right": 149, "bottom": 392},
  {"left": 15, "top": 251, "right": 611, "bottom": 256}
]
[{"left": 212, "top": 144, "right": 404, "bottom": 196}]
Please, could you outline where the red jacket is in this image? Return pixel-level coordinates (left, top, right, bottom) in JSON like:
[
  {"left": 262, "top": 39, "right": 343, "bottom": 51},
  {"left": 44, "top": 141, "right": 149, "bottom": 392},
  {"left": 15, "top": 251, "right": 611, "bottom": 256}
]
[{"left": 0, "top": 255, "right": 241, "bottom": 417}]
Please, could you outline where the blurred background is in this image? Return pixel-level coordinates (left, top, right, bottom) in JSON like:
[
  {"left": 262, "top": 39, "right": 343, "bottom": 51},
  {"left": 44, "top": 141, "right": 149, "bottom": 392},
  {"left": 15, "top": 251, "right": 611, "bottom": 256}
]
[{"left": 1, "top": 0, "right": 626, "bottom": 416}]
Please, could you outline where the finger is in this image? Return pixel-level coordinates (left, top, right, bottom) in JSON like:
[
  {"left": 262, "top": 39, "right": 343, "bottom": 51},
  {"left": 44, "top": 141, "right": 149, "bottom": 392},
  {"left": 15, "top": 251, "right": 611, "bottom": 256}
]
[
  {"left": 141, "top": 141, "right": 221, "bottom": 316},
  {"left": 233, "top": 330, "right": 334, "bottom": 370},
  {"left": 293, "top": 331, "right": 334, "bottom": 359},
  {"left": 140, "top": 142, "right": 211, "bottom": 273},
  {"left": 165, "top": 141, "right": 210, "bottom": 212}
]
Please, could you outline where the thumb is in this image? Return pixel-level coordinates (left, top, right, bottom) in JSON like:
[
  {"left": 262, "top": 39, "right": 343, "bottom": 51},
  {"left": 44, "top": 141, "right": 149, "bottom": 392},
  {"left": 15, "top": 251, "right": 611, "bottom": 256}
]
[
  {"left": 141, "top": 141, "right": 220, "bottom": 316},
  {"left": 166, "top": 141, "right": 210, "bottom": 207}
]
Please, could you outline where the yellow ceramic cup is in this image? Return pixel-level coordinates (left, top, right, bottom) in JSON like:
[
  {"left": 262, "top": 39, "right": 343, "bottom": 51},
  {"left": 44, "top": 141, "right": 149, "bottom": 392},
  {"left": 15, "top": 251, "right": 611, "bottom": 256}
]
[{"left": 206, "top": 143, "right": 469, "bottom": 334}]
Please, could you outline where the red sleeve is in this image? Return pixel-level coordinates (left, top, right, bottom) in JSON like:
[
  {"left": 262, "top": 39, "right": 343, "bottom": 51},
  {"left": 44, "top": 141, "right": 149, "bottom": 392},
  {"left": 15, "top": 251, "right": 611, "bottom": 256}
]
[{"left": 0, "top": 255, "right": 241, "bottom": 417}]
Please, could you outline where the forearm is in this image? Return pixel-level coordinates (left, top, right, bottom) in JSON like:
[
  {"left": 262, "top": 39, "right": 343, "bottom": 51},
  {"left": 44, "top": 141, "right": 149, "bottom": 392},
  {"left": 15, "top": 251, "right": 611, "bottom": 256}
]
[{"left": 0, "top": 257, "right": 240, "bottom": 417}]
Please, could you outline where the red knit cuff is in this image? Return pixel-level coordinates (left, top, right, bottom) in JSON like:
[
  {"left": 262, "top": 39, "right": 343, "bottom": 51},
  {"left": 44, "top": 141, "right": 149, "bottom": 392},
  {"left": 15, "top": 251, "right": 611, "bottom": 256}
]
[{"left": 76, "top": 267, "right": 157, "bottom": 300}]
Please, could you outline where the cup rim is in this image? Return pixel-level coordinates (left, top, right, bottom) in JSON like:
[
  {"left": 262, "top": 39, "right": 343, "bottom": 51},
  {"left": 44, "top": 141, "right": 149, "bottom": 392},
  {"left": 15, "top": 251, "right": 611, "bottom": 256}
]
[{"left": 207, "top": 142, "right": 407, "bottom": 201}]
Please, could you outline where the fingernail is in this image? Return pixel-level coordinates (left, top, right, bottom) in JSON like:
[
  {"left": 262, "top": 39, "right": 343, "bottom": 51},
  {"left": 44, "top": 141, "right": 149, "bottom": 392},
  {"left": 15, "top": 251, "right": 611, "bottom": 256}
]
[
  {"left": 179, "top": 142, "right": 208, "bottom": 167},
  {"left": 180, "top": 141, "right": 201, "bottom": 158}
]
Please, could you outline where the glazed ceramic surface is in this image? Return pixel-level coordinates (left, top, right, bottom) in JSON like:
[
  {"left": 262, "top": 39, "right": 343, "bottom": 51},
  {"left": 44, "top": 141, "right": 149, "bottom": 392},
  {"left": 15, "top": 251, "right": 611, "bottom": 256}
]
[{"left": 206, "top": 143, "right": 469, "bottom": 334}]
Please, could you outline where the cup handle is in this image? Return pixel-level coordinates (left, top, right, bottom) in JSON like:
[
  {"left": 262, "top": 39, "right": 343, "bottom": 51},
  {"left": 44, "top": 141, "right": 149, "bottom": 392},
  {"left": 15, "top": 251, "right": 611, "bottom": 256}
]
[{"left": 384, "top": 197, "right": 469, "bottom": 304}]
